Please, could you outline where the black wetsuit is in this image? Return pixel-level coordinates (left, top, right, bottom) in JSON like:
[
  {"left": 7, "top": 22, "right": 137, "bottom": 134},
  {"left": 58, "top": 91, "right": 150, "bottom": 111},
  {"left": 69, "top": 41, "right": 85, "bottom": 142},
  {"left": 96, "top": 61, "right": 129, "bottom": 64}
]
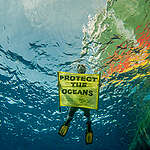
[
  {"left": 68, "top": 107, "right": 90, "bottom": 118},
  {"left": 65, "top": 107, "right": 91, "bottom": 125}
]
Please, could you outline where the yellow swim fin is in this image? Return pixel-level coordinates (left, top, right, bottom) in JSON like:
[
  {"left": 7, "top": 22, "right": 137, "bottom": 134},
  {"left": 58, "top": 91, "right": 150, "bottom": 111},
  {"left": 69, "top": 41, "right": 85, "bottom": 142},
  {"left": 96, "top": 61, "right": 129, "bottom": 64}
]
[
  {"left": 85, "top": 130, "right": 93, "bottom": 144},
  {"left": 58, "top": 124, "right": 69, "bottom": 137}
]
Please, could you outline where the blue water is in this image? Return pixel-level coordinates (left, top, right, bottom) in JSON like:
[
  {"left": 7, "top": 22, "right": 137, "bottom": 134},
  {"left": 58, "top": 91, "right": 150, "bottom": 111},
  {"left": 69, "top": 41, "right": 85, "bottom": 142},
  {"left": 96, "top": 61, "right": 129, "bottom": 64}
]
[{"left": 0, "top": 0, "right": 149, "bottom": 150}]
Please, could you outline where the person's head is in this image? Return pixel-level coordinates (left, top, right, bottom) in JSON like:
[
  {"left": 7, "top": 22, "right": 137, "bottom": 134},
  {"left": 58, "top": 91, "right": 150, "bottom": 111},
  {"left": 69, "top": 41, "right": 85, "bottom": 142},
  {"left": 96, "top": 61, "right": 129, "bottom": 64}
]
[{"left": 77, "top": 64, "right": 86, "bottom": 73}]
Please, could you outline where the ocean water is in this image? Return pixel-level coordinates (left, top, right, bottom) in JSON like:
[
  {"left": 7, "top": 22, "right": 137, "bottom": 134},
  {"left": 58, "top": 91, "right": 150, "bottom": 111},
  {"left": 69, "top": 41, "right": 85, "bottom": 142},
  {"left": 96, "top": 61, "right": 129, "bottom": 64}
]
[{"left": 0, "top": 0, "right": 150, "bottom": 150}]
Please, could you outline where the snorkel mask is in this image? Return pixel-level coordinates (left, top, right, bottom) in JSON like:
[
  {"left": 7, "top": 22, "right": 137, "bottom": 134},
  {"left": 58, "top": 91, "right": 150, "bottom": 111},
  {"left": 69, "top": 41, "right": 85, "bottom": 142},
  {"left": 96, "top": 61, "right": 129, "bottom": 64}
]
[{"left": 77, "top": 64, "right": 86, "bottom": 74}]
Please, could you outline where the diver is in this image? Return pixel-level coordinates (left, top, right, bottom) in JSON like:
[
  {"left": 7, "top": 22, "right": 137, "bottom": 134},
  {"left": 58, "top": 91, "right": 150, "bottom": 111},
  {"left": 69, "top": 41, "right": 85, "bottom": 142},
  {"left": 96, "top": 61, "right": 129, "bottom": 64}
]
[{"left": 58, "top": 64, "right": 93, "bottom": 144}]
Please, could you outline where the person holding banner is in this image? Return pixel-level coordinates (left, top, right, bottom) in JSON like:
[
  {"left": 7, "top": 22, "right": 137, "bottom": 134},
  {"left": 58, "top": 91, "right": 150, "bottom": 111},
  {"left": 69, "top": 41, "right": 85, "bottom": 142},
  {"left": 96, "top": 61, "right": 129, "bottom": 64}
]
[{"left": 58, "top": 64, "right": 95, "bottom": 144}]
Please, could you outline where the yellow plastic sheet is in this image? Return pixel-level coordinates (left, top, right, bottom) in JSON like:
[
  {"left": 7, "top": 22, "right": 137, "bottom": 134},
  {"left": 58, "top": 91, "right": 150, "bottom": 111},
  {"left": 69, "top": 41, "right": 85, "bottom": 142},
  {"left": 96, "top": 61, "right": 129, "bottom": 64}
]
[{"left": 58, "top": 72, "right": 100, "bottom": 110}]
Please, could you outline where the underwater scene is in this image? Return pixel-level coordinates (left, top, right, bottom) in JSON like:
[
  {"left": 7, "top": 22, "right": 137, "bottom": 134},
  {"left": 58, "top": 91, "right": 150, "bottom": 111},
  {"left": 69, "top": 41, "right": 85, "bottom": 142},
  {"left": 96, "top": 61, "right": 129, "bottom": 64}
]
[{"left": 0, "top": 0, "right": 150, "bottom": 150}]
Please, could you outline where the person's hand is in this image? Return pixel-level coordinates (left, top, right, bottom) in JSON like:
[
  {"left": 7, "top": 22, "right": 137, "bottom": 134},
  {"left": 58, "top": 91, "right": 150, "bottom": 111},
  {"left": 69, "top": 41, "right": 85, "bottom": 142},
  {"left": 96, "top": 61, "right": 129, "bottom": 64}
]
[
  {"left": 99, "top": 80, "right": 102, "bottom": 87},
  {"left": 99, "top": 82, "right": 102, "bottom": 87},
  {"left": 57, "top": 82, "right": 61, "bottom": 88}
]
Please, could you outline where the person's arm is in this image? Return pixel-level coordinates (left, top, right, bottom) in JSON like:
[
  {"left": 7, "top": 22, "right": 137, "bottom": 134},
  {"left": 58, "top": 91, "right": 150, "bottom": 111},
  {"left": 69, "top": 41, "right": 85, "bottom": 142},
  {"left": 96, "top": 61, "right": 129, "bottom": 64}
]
[{"left": 99, "top": 72, "right": 102, "bottom": 87}]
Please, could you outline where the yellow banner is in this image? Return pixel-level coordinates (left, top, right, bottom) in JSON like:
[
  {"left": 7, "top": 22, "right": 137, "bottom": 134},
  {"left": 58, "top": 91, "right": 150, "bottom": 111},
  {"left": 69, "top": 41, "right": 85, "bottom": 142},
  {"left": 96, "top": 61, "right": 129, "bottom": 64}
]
[{"left": 58, "top": 72, "right": 100, "bottom": 110}]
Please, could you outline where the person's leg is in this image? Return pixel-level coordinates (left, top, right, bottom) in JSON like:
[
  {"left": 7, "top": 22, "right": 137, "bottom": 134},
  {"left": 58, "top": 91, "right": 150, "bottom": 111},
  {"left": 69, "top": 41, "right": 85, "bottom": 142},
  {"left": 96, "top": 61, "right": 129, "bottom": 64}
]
[
  {"left": 64, "top": 107, "right": 78, "bottom": 125},
  {"left": 58, "top": 107, "right": 78, "bottom": 137},
  {"left": 82, "top": 108, "right": 93, "bottom": 144},
  {"left": 82, "top": 108, "right": 92, "bottom": 131}
]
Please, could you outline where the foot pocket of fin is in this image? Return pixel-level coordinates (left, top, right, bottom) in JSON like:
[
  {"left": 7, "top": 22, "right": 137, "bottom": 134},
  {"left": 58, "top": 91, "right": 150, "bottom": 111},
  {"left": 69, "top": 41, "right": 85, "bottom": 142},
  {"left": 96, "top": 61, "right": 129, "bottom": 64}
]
[
  {"left": 85, "top": 130, "right": 93, "bottom": 144},
  {"left": 58, "top": 124, "right": 69, "bottom": 137}
]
